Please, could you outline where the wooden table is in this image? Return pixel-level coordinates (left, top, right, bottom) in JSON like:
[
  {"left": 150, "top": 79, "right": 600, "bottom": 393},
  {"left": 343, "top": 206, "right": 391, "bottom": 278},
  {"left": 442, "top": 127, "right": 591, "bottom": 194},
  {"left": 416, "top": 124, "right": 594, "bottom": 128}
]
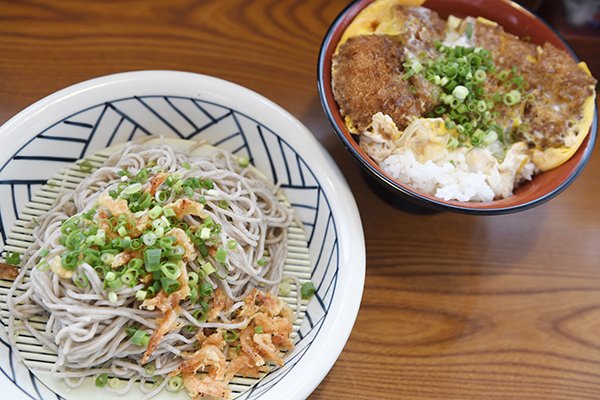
[{"left": 1, "top": 1, "right": 599, "bottom": 399}]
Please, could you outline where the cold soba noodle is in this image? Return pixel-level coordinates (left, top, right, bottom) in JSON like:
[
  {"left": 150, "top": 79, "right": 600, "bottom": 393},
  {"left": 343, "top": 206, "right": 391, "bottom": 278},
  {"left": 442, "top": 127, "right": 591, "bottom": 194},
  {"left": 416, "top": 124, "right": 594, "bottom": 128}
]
[{"left": 7, "top": 142, "right": 303, "bottom": 399}]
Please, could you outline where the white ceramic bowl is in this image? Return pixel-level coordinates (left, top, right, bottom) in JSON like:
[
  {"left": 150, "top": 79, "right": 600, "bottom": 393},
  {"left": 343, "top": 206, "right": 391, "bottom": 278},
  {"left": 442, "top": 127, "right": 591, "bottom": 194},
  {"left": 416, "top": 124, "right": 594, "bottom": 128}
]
[{"left": 0, "top": 71, "right": 365, "bottom": 400}]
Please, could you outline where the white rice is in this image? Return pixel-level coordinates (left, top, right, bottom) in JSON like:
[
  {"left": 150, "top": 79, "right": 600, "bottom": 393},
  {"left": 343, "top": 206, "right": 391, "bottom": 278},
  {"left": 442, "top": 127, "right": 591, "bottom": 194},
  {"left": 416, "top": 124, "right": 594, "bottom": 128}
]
[{"left": 381, "top": 149, "right": 496, "bottom": 202}]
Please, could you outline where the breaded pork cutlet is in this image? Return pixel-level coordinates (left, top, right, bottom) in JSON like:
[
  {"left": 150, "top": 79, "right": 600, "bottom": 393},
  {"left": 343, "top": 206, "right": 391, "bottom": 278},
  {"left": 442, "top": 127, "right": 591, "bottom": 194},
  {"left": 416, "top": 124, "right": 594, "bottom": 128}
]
[
  {"left": 332, "top": 6, "right": 446, "bottom": 132},
  {"left": 473, "top": 20, "right": 596, "bottom": 149},
  {"left": 332, "top": 35, "right": 420, "bottom": 132},
  {"left": 392, "top": 5, "right": 446, "bottom": 57},
  {"left": 523, "top": 43, "right": 596, "bottom": 148}
]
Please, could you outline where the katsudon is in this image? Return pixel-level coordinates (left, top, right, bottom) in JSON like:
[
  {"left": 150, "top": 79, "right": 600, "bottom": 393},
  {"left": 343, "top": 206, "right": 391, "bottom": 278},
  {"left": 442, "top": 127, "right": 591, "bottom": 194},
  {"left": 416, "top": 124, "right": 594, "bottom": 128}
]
[{"left": 331, "top": 0, "right": 596, "bottom": 202}]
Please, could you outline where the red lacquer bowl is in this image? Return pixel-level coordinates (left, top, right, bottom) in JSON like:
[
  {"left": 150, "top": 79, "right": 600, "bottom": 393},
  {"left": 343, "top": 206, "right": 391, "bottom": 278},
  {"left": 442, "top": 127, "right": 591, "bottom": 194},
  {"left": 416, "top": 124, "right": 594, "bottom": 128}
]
[{"left": 317, "top": 0, "right": 598, "bottom": 214}]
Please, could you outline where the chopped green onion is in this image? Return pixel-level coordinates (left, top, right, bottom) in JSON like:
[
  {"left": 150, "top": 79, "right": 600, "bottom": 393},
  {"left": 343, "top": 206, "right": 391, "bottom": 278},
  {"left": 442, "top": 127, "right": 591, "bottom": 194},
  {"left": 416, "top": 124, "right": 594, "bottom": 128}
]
[
  {"left": 136, "top": 290, "right": 147, "bottom": 301},
  {"left": 182, "top": 162, "right": 191, "bottom": 169},
  {"left": 465, "top": 22, "right": 473, "bottom": 39},
  {"left": 201, "top": 179, "right": 214, "bottom": 189},
  {"left": 61, "top": 251, "right": 79, "bottom": 270},
  {"left": 156, "top": 191, "right": 169, "bottom": 203},
  {"left": 197, "top": 242, "right": 209, "bottom": 258},
  {"left": 108, "top": 291, "right": 118, "bottom": 303},
  {"left": 95, "top": 373, "right": 109, "bottom": 387},
  {"left": 301, "top": 281, "right": 316, "bottom": 300},
  {"left": 278, "top": 278, "right": 292, "bottom": 296},
  {"left": 37, "top": 261, "right": 50, "bottom": 271},
  {"left": 172, "top": 179, "right": 184, "bottom": 193},
  {"left": 497, "top": 69, "right": 510, "bottom": 81},
  {"left": 105, "top": 271, "right": 117, "bottom": 282},
  {"left": 120, "top": 237, "right": 132, "bottom": 249},
  {"left": 142, "top": 232, "right": 157, "bottom": 246},
  {"left": 215, "top": 248, "right": 227, "bottom": 264},
  {"left": 127, "top": 258, "right": 143, "bottom": 270},
  {"left": 238, "top": 156, "right": 250, "bottom": 167},
  {"left": 452, "top": 85, "right": 469, "bottom": 101},
  {"left": 199, "top": 282, "right": 214, "bottom": 297},
  {"left": 201, "top": 261, "right": 215, "bottom": 276},
  {"left": 130, "top": 238, "right": 143, "bottom": 250},
  {"left": 161, "top": 277, "right": 180, "bottom": 294},
  {"left": 171, "top": 245, "right": 185, "bottom": 257},
  {"left": 5, "top": 252, "right": 21, "bottom": 266},
  {"left": 106, "top": 279, "right": 123, "bottom": 290},
  {"left": 80, "top": 160, "right": 93, "bottom": 173},
  {"left": 474, "top": 69, "right": 486, "bottom": 83},
  {"left": 161, "top": 262, "right": 181, "bottom": 280},
  {"left": 477, "top": 100, "right": 487, "bottom": 113},
  {"left": 38, "top": 249, "right": 49, "bottom": 258},
  {"left": 254, "top": 325, "right": 264, "bottom": 334},
  {"left": 73, "top": 274, "right": 89, "bottom": 288},
  {"left": 188, "top": 271, "right": 199, "bottom": 286},
  {"left": 148, "top": 205, "right": 163, "bottom": 220},
  {"left": 147, "top": 282, "right": 159, "bottom": 297},
  {"left": 131, "top": 329, "right": 150, "bottom": 346},
  {"left": 503, "top": 90, "right": 522, "bottom": 106},
  {"left": 109, "top": 377, "right": 121, "bottom": 388},
  {"left": 123, "top": 182, "right": 143, "bottom": 195},
  {"left": 117, "top": 226, "right": 128, "bottom": 237},
  {"left": 144, "top": 248, "right": 162, "bottom": 271},
  {"left": 121, "top": 270, "right": 137, "bottom": 285},
  {"left": 184, "top": 325, "right": 197, "bottom": 334},
  {"left": 163, "top": 207, "right": 176, "bottom": 217},
  {"left": 199, "top": 227, "right": 211, "bottom": 240},
  {"left": 144, "top": 363, "right": 156, "bottom": 376},
  {"left": 193, "top": 308, "right": 208, "bottom": 323},
  {"left": 257, "top": 257, "right": 267, "bottom": 267},
  {"left": 227, "top": 240, "right": 238, "bottom": 250},
  {"left": 126, "top": 326, "right": 138, "bottom": 336},
  {"left": 223, "top": 330, "right": 239, "bottom": 343},
  {"left": 447, "top": 137, "right": 460, "bottom": 149},
  {"left": 159, "top": 236, "right": 175, "bottom": 247},
  {"left": 167, "top": 375, "right": 183, "bottom": 393}
]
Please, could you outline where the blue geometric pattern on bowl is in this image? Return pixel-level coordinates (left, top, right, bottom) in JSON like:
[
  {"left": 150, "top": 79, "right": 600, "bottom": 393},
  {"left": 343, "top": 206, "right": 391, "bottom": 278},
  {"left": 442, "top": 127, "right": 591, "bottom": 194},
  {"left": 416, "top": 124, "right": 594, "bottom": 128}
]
[{"left": 0, "top": 96, "right": 339, "bottom": 399}]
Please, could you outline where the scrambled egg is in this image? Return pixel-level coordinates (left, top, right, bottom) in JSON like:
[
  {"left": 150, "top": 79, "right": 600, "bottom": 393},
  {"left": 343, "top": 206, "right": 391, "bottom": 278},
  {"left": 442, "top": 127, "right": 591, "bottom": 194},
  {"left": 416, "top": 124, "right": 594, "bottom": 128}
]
[{"left": 361, "top": 115, "right": 535, "bottom": 200}]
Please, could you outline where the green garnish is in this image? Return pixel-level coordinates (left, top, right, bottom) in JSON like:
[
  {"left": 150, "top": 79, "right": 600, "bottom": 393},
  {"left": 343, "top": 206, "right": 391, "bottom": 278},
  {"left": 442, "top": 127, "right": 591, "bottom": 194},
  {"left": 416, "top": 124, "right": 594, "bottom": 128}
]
[
  {"left": 95, "top": 373, "right": 109, "bottom": 387},
  {"left": 167, "top": 375, "right": 183, "bottom": 393},
  {"left": 143, "top": 363, "right": 156, "bottom": 376},
  {"left": 200, "top": 261, "right": 215, "bottom": 276},
  {"left": 144, "top": 248, "right": 162, "bottom": 272},
  {"left": 131, "top": 329, "right": 150, "bottom": 346},
  {"left": 404, "top": 42, "right": 527, "bottom": 149},
  {"left": 80, "top": 160, "right": 93, "bottom": 173},
  {"left": 237, "top": 156, "right": 250, "bottom": 167},
  {"left": 215, "top": 248, "right": 227, "bottom": 264},
  {"left": 300, "top": 282, "right": 316, "bottom": 300},
  {"left": 5, "top": 252, "right": 21, "bottom": 266},
  {"left": 223, "top": 330, "right": 239, "bottom": 343},
  {"left": 199, "top": 282, "right": 213, "bottom": 297}
]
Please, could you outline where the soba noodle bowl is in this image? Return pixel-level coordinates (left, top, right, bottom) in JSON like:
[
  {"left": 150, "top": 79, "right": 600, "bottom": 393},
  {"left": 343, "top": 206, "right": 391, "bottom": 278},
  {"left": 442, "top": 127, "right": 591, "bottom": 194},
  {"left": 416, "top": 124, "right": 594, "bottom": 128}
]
[{"left": 7, "top": 141, "right": 301, "bottom": 399}]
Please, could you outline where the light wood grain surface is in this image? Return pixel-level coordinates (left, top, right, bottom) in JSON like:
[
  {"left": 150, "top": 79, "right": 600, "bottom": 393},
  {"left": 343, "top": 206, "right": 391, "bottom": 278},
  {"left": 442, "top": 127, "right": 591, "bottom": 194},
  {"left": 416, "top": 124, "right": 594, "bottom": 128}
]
[{"left": 1, "top": 1, "right": 599, "bottom": 399}]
